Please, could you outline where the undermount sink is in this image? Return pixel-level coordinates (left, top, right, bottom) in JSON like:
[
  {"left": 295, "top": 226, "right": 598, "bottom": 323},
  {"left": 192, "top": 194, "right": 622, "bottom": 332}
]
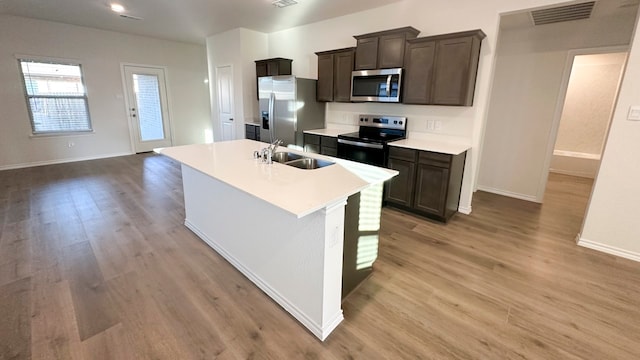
[
  {"left": 272, "top": 151, "right": 303, "bottom": 163},
  {"left": 286, "top": 158, "right": 335, "bottom": 170},
  {"left": 271, "top": 151, "right": 334, "bottom": 170}
]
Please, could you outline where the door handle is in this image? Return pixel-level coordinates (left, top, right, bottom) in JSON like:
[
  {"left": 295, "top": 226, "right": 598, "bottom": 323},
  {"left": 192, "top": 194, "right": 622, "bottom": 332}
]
[{"left": 229, "top": 118, "right": 234, "bottom": 121}]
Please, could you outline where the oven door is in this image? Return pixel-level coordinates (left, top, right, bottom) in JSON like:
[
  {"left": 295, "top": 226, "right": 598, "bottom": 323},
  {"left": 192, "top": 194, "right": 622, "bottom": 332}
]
[{"left": 337, "top": 138, "right": 387, "bottom": 167}]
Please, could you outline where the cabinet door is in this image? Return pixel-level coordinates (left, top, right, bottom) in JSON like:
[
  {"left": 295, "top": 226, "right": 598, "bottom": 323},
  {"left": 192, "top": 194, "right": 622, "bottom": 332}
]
[
  {"left": 256, "top": 62, "right": 268, "bottom": 77},
  {"left": 403, "top": 40, "right": 436, "bottom": 105},
  {"left": 320, "top": 136, "right": 338, "bottom": 156},
  {"left": 321, "top": 147, "right": 337, "bottom": 157},
  {"left": 413, "top": 164, "right": 449, "bottom": 216},
  {"left": 303, "top": 134, "right": 320, "bottom": 153},
  {"left": 355, "top": 37, "right": 379, "bottom": 70},
  {"left": 245, "top": 124, "right": 255, "bottom": 140},
  {"left": 317, "top": 54, "right": 334, "bottom": 102},
  {"left": 334, "top": 51, "right": 355, "bottom": 102},
  {"left": 266, "top": 61, "right": 279, "bottom": 76},
  {"left": 386, "top": 158, "right": 416, "bottom": 207},
  {"left": 378, "top": 33, "right": 408, "bottom": 69},
  {"left": 431, "top": 36, "right": 474, "bottom": 106}
]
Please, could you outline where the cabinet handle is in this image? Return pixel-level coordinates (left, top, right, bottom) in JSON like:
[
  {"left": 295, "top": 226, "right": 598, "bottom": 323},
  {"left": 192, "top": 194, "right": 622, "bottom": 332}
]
[{"left": 338, "top": 138, "right": 384, "bottom": 149}]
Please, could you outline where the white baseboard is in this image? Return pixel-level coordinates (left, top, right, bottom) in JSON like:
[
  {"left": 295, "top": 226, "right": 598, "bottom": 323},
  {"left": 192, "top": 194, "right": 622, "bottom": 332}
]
[
  {"left": 549, "top": 169, "right": 595, "bottom": 179},
  {"left": 476, "top": 185, "right": 540, "bottom": 203},
  {"left": 0, "top": 152, "right": 133, "bottom": 171},
  {"left": 184, "top": 219, "right": 343, "bottom": 341},
  {"left": 458, "top": 205, "right": 472, "bottom": 215},
  {"left": 578, "top": 237, "right": 640, "bottom": 263}
]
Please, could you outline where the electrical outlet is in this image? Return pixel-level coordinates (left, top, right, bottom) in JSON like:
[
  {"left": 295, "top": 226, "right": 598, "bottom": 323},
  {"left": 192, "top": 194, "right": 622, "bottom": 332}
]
[
  {"left": 68, "top": 141, "right": 75, "bottom": 148},
  {"left": 628, "top": 106, "right": 640, "bottom": 121},
  {"left": 427, "top": 120, "right": 435, "bottom": 130},
  {"left": 434, "top": 121, "right": 442, "bottom": 130}
]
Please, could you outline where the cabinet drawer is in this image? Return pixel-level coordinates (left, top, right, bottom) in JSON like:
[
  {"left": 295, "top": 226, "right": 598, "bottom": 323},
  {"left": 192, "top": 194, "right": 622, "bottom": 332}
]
[
  {"left": 388, "top": 147, "right": 416, "bottom": 162},
  {"left": 304, "top": 133, "right": 320, "bottom": 145},
  {"left": 418, "top": 151, "right": 451, "bottom": 167},
  {"left": 321, "top": 136, "right": 337, "bottom": 149}
]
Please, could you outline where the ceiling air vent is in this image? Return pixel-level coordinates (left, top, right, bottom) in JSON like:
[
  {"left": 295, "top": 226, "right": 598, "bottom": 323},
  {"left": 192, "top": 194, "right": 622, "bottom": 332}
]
[
  {"left": 119, "top": 14, "right": 143, "bottom": 21},
  {"left": 531, "top": 1, "right": 595, "bottom": 26},
  {"left": 272, "top": 0, "right": 298, "bottom": 8}
]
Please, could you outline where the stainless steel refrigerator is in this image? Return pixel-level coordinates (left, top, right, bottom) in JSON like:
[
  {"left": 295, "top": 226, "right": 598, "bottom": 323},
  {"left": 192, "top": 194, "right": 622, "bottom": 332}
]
[{"left": 258, "top": 76, "right": 325, "bottom": 148}]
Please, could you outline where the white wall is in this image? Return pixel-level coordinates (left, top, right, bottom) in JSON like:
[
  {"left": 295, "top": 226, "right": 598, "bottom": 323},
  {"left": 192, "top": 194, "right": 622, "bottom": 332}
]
[
  {"left": 555, "top": 53, "right": 626, "bottom": 155},
  {"left": 580, "top": 11, "right": 640, "bottom": 261},
  {"left": 206, "top": 28, "right": 267, "bottom": 142},
  {"left": 478, "top": 13, "right": 635, "bottom": 201},
  {"left": 0, "top": 15, "right": 211, "bottom": 169}
]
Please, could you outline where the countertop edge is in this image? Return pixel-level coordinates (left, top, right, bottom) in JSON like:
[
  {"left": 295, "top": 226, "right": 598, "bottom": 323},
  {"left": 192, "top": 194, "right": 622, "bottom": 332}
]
[{"left": 389, "top": 139, "right": 471, "bottom": 155}]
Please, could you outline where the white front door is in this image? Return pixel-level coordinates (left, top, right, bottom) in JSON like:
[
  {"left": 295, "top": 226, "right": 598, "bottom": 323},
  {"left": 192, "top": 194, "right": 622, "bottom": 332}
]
[
  {"left": 123, "top": 65, "right": 172, "bottom": 152},
  {"left": 216, "top": 65, "right": 235, "bottom": 141}
]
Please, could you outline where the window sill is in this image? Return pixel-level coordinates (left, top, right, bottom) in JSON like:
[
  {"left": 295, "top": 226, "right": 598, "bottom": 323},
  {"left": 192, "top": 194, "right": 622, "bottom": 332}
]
[{"left": 29, "top": 131, "right": 95, "bottom": 139}]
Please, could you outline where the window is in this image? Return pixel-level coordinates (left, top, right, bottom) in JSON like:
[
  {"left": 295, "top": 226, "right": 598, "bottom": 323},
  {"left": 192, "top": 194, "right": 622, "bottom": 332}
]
[{"left": 19, "top": 59, "right": 92, "bottom": 134}]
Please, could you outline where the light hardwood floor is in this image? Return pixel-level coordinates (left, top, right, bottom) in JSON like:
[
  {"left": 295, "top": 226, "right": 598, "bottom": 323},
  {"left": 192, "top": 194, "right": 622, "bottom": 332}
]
[{"left": 1, "top": 154, "right": 639, "bottom": 359}]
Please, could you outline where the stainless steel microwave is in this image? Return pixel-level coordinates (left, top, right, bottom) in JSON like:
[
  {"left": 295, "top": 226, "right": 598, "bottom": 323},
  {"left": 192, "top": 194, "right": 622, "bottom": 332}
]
[{"left": 351, "top": 68, "right": 402, "bottom": 103}]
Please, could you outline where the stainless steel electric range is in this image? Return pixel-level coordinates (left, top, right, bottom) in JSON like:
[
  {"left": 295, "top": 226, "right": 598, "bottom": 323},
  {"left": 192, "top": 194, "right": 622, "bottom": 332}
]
[{"left": 337, "top": 114, "right": 407, "bottom": 167}]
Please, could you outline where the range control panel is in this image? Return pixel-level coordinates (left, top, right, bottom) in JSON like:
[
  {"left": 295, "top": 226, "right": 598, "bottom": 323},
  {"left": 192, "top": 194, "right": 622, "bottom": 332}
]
[{"left": 358, "top": 114, "right": 407, "bottom": 130}]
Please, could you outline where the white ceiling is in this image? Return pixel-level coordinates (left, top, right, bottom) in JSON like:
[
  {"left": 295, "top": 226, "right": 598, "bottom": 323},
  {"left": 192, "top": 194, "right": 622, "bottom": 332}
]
[{"left": 0, "top": 0, "right": 404, "bottom": 44}]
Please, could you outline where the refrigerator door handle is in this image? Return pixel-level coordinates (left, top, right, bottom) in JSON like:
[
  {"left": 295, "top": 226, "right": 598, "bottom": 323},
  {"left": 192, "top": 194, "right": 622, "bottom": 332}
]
[{"left": 269, "top": 92, "right": 275, "bottom": 143}]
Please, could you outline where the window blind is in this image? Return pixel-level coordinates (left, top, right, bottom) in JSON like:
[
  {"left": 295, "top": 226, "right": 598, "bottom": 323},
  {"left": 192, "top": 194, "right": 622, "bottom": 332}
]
[{"left": 19, "top": 59, "right": 92, "bottom": 134}]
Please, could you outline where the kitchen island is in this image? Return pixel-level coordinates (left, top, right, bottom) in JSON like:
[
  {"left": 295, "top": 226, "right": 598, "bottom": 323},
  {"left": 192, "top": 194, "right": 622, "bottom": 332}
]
[{"left": 155, "top": 139, "right": 397, "bottom": 340}]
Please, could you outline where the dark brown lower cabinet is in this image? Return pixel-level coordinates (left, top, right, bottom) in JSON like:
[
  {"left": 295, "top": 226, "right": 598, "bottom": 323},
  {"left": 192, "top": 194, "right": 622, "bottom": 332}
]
[
  {"left": 245, "top": 124, "right": 260, "bottom": 141},
  {"left": 303, "top": 133, "right": 337, "bottom": 156},
  {"left": 386, "top": 155, "right": 416, "bottom": 207},
  {"left": 385, "top": 146, "right": 466, "bottom": 222},
  {"left": 413, "top": 163, "right": 449, "bottom": 215}
]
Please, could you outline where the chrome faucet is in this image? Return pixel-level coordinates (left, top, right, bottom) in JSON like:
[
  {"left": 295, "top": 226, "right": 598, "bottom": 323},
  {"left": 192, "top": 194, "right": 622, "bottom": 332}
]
[
  {"left": 268, "top": 139, "right": 282, "bottom": 154},
  {"left": 253, "top": 139, "right": 282, "bottom": 164}
]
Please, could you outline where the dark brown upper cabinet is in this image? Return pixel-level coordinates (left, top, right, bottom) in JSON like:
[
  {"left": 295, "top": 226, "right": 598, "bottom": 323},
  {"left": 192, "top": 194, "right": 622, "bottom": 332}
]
[
  {"left": 403, "top": 29, "right": 486, "bottom": 106},
  {"left": 255, "top": 58, "right": 292, "bottom": 77},
  {"left": 354, "top": 27, "right": 420, "bottom": 70},
  {"left": 315, "top": 47, "right": 355, "bottom": 102}
]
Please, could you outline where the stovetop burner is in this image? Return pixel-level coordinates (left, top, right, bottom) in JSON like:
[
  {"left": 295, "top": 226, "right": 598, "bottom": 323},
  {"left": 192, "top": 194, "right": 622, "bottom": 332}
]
[
  {"left": 339, "top": 131, "right": 405, "bottom": 143},
  {"left": 338, "top": 114, "right": 407, "bottom": 144}
]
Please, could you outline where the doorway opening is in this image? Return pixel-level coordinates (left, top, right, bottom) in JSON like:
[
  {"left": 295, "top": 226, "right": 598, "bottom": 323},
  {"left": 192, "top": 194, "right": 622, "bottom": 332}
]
[
  {"left": 548, "top": 51, "right": 627, "bottom": 183},
  {"left": 541, "top": 49, "right": 627, "bottom": 235}
]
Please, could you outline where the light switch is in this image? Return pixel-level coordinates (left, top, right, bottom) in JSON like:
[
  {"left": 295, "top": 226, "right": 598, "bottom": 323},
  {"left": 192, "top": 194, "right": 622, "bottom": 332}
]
[
  {"left": 627, "top": 106, "right": 640, "bottom": 121},
  {"left": 427, "top": 120, "right": 435, "bottom": 130}
]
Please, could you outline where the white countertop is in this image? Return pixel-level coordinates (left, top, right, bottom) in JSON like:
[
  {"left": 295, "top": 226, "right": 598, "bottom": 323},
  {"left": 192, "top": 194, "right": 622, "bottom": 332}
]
[
  {"left": 389, "top": 138, "right": 471, "bottom": 155},
  {"left": 304, "top": 127, "right": 357, "bottom": 137},
  {"left": 155, "top": 140, "right": 397, "bottom": 218},
  {"left": 305, "top": 126, "right": 471, "bottom": 155}
]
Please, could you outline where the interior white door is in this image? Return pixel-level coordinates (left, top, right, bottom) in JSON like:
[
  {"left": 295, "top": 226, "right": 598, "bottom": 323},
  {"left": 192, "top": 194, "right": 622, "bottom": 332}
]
[
  {"left": 216, "top": 65, "right": 235, "bottom": 141},
  {"left": 123, "top": 65, "right": 172, "bottom": 153}
]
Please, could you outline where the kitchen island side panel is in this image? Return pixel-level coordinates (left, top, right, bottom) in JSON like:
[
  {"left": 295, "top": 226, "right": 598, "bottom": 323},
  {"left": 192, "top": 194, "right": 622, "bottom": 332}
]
[{"left": 180, "top": 164, "right": 345, "bottom": 340}]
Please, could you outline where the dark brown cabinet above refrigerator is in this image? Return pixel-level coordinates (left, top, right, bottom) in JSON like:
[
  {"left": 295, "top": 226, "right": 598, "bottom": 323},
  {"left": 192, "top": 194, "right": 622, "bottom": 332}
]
[
  {"left": 403, "top": 29, "right": 486, "bottom": 106},
  {"left": 315, "top": 48, "right": 355, "bottom": 102},
  {"left": 354, "top": 27, "right": 420, "bottom": 70}
]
